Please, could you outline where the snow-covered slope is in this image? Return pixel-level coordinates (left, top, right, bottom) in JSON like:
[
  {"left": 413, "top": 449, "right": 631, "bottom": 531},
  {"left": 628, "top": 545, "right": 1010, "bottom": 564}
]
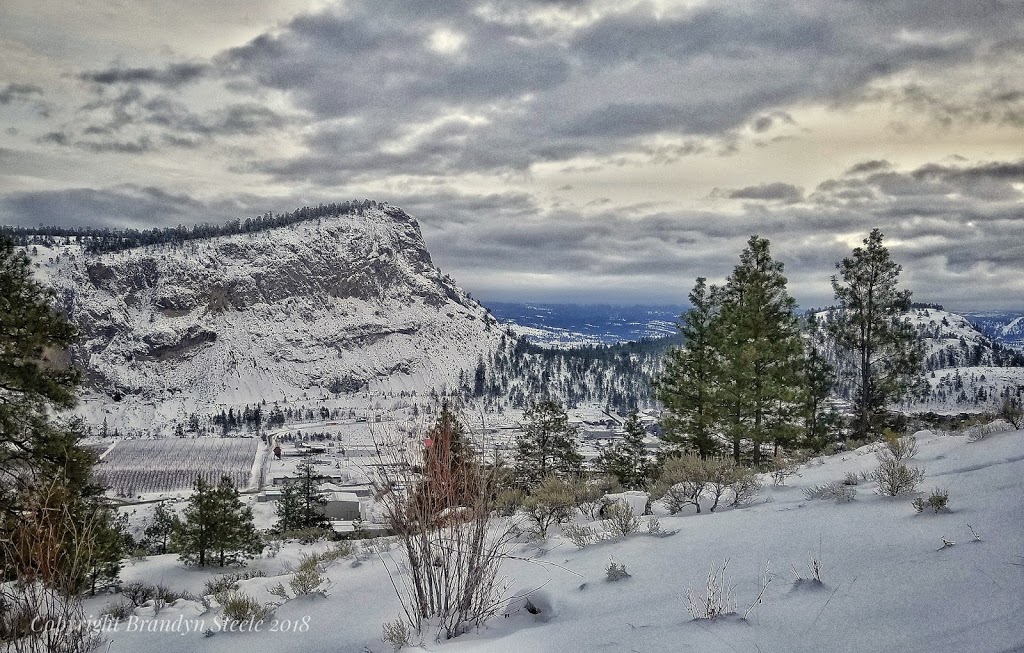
[
  {"left": 26, "top": 205, "right": 504, "bottom": 431},
  {"left": 84, "top": 427, "right": 1024, "bottom": 652}
]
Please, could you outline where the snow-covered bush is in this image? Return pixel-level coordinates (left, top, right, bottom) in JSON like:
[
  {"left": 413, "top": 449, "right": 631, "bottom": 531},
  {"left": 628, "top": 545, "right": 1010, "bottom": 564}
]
[
  {"left": 218, "top": 590, "right": 273, "bottom": 623},
  {"left": 843, "top": 472, "right": 859, "bottom": 486},
  {"left": 913, "top": 488, "right": 950, "bottom": 513},
  {"left": 871, "top": 458, "right": 925, "bottom": 496},
  {"left": 382, "top": 618, "right": 413, "bottom": 651},
  {"left": 602, "top": 501, "right": 641, "bottom": 537},
  {"left": 562, "top": 523, "right": 596, "bottom": 548},
  {"left": 802, "top": 482, "right": 856, "bottom": 503},
  {"left": 605, "top": 559, "right": 630, "bottom": 582},
  {"left": 289, "top": 553, "right": 328, "bottom": 596}
]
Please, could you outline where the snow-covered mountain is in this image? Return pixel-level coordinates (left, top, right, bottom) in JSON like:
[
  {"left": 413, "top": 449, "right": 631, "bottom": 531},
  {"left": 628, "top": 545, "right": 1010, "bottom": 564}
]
[
  {"left": 24, "top": 204, "right": 505, "bottom": 431},
  {"left": 962, "top": 311, "right": 1024, "bottom": 352}
]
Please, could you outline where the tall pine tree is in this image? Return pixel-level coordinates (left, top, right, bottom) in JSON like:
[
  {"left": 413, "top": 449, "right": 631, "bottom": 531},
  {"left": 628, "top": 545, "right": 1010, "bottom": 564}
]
[
  {"left": 828, "top": 229, "right": 923, "bottom": 439},
  {"left": 655, "top": 277, "right": 722, "bottom": 458},
  {"left": 715, "top": 236, "right": 804, "bottom": 464}
]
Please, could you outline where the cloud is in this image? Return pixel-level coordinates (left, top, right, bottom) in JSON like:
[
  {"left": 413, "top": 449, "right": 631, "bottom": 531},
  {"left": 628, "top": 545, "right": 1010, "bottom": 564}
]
[
  {"left": 78, "top": 63, "right": 209, "bottom": 88},
  {"left": 726, "top": 183, "right": 804, "bottom": 202},
  {"left": 0, "top": 83, "right": 43, "bottom": 104}
]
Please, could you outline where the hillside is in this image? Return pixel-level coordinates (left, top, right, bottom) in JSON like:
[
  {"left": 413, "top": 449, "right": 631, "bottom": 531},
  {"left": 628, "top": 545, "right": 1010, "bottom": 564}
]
[
  {"left": 82, "top": 427, "right": 1024, "bottom": 652},
  {"left": 21, "top": 204, "right": 505, "bottom": 433}
]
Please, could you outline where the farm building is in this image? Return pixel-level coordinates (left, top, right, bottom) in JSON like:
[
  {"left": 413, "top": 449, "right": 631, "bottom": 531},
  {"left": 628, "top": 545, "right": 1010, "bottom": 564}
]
[{"left": 319, "top": 491, "right": 362, "bottom": 520}]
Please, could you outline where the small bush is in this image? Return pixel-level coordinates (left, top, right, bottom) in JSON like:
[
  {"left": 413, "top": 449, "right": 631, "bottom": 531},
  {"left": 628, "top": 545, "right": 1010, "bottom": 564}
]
[
  {"left": 290, "top": 554, "right": 328, "bottom": 596},
  {"left": 770, "top": 456, "right": 798, "bottom": 486},
  {"left": 842, "top": 472, "right": 859, "bottom": 486},
  {"left": 602, "top": 501, "right": 641, "bottom": 537},
  {"left": 204, "top": 570, "right": 266, "bottom": 597},
  {"left": 218, "top": 591, "right": 273, "bottom": 623},
  {"left": 646, "top": 516, "right": 662, "bottom": 536},
  {"left": 605, "top": 559, "right": 630, "bottom": 582},
  {"left": 122, "top": 581, "right": 156, "bottom": 607},
  {"left": 914, "top": 488, "right": 950, "bottom": 513},
  {"left": 521, "top": 476, "right": 576, "bottom": 540},
  {"left": 382, "top": 618, "right": 413, "bottom": 651},
  {"left": 871, "top": 458, "right": 925, "bottom": 496},
  {"left": 562, "top": 523, "right": 596, "bottom": 548},
  {"left": 101, "top": 598, "right": 135, "bottom": 621},
  {"left": 881, "top": 432, "right": 918, "bottom": 461},
  {"left": 802, "top": 482, "right": 856, "bottom": 503},
  {"left": 730, "top": 470, "right": 761, "bottom": 507}
]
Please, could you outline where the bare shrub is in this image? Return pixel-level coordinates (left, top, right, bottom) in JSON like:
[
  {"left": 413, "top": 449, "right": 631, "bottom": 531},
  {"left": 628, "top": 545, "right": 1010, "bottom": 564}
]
[
  {"left": 602, "top": 501, "right": 641, "bottom": 537},
  {"left": 843, "top": 472, "right": 859, "bottom": 486},
  {"left": 879, "top": 430, "right": 918, "bottom": 461},
  {"left": 0, "top": 480, "right": 107, "bottom": 653},
  {"left": 802, "top": 482, "right": 856, "bottom": 503},
  {"left": 770, "top": 455, "right": 799, "bottom": 486},
  {"left": 685, "top": 560, "right": 735, "bottom": 620},
  {"left": 123, "top": 581, "right": 157, "bottom": 607},
  {"left": 371, "top": 410, "right": 519, "bottom": 640},
  {"left": 218, "top": 590, "right": 272, "bottom": 623},
  {"left": 520, "top": 476, "right": 576, "bottom": 540},
  {"left": 605, "top": 559, "right": 630, "bottom": 582},
  {"left": 999, "top": 397, "right": 1023, "bottom": 430},
  {"left": 870, "top": 458, "right": 925, "bottom": 496},
  {"left": 382, "top": 618, "right": 414, "bottom": 651},
  {"left": 729, "top": 469, "right": 762, "bottom": 507},
  {"left": 562, "top": 523, "right": 596, "bottom": 548}
]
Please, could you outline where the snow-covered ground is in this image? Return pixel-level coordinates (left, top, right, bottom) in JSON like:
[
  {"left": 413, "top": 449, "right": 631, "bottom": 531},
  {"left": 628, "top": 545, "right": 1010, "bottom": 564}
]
[{"left": 83, "top": 427, "right": 1024, "bottom": 653}]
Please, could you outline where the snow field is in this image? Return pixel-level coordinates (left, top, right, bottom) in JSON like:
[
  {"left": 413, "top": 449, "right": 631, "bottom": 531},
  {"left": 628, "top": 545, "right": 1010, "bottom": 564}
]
[{"left": 84, "top": 428, "right": 1024, "bottom": 652}]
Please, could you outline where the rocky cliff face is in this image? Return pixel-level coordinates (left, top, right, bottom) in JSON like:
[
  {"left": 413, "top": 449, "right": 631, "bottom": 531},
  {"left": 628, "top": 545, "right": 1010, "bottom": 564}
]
[{"left": 30, "top": 204, "right": 503, "bottom": 428}]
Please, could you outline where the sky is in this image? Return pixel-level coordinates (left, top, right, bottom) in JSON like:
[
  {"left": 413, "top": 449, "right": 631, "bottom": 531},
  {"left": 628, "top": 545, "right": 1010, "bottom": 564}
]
[{"left": 1, "top": 0, "right": 1023, "bottom": 310}]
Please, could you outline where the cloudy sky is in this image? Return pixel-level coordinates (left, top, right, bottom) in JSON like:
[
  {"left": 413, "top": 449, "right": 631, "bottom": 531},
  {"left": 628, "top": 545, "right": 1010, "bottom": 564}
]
[{"left": 2, "top": 0, "right": 1023, "bottom": 309}]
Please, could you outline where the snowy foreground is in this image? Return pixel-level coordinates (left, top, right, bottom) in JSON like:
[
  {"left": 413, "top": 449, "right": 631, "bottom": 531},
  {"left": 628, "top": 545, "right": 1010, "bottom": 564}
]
[{"left": 87, "top": 429, "right": 1024, "bottom": 653}]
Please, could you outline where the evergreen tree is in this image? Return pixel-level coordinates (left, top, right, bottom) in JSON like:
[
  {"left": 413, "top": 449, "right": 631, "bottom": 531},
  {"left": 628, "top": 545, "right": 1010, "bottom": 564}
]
[
  {"left": 655, "top": 277, "right": 721, "bottom": 457},
  {"left": 515, "top": 400, "right": 582, "bottom": 488},
  {"left": 276, "top": 456, "right": 329, "bottom": 532},
  {"left": 0, "top": 235, "right": 94, "bottom": 515},
  {"left": 800, "top": 325, "right": 840, "bottom": 449},
  {"left": 144, "top": 501, "right": 179, "bottom": 554},
  {"left": 828, "top": 229, "right": 924, "bottom": 439},
  {"left": 174, "top": 476, "right": 262, "bottom": 567},
  {"left": 597, "top": 411, "right": 654, "bottom": 490},
  {"left": 715, "top": 236, "right": 804, "bottom": 464},
  {"left": 85, "top": 509, "right": 133, "bottom": 596}
]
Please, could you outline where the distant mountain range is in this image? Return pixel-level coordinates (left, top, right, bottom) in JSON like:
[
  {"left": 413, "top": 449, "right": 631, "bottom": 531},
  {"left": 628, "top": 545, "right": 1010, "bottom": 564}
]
[{"left": 483, "top": 302, "right": 683, "bottom": 347}]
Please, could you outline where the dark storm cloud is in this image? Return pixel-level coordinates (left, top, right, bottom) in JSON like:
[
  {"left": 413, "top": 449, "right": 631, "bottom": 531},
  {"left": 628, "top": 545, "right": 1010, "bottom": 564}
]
[
  {"left": 0, "top": 83, "right": 43, "bottom": 104},
  {"left": 0, "top": 186, "right": 299, "bottom": 231},
  {"left": 78, "top": 63, "right": 210, "bottom": 88},
  {"left": 197, "top": 0, "right": 1023, "bottom": 183},
  {"left": 726, "top": 183, "right": 804, "bottom": 202}
]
